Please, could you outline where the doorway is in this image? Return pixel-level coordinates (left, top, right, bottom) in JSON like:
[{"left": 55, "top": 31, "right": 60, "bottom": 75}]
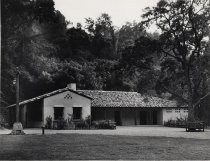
[
  {"left": 140, "top": 111, "right": 147, "bottom": 125},
  {"left": 54, "top": 107, "right": 64, "bottom": 120},
  {"left": 114, "top": 111, "right": 121, "bottom": 126}
]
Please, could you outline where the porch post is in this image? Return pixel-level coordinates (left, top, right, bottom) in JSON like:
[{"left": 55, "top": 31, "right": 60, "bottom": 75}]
[
  {"left": 42, "top": 100, "right": 44, "bottom": 126},
  {"left": 151, "top": 110, "right": 153, "bottom": 125},
  {"left": 148, "top": 111, "right": 152, "bottom": 125},
  {"left": 104, "top": 109, "right": 107, "bottom": 120},
  {"left": 23, "top": 105, "right": 27, "bottom": 127},
  {"left": 150, "top": 111, "right": 153, "bottom": 125},
  {"left": 139, "top": 110, "right": 141, "bottom": 125}
]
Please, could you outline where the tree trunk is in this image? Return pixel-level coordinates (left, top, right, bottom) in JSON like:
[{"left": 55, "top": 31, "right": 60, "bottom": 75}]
[
  {"left": 185, "top": 66, "right": 195, "bottom": 122},
  {"left": 187, "top": 101, "right": 195, "bottom": 121}
]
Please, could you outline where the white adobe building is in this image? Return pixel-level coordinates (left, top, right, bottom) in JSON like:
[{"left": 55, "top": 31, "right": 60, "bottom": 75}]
[{"left": 8, "top": 83, "right": 188, "bottom": 127}]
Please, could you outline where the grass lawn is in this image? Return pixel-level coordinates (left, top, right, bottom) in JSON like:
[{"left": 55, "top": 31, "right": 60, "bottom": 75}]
[{"left": 0, "top": 134, "right": 210, "bottom": 160}]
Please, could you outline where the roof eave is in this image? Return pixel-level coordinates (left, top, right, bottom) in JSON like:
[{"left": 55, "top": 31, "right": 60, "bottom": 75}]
[{"left": 7, "top": 88, "right": 92, "bottom": 108}]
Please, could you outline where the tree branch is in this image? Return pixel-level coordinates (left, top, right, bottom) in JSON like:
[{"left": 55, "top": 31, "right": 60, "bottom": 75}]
[
  {"left": 160, "top": 83, "right": 188, "bottom": 103},
  {"left": 161, "top": 48, "right": 183, "bottom": 62},
  {"left": 193, "top": 92, "right": 210, "bottom": 108}
]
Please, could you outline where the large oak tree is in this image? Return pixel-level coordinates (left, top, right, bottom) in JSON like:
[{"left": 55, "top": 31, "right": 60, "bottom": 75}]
[{"left": 142, "top": 0, "right": 210, "bottom": 120}]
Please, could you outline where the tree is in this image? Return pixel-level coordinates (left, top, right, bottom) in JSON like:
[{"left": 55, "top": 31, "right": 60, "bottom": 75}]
[
  {"left": 119, "top": 35, "right": 161, "bottom": 93},
  {"left": 117, "top": 21, "right": 145, "bottom": 56},
  {"left": 85, "top": 13, "right": 117, "bottom": 59},
  {"left": 1, "top": 0, "right": 60, "bottom": 105},
  {"left": 142, "top": 0, "right": 210, "bottom": 121}
]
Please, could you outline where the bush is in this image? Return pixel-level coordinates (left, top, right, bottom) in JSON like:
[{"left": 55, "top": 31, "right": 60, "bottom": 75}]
[
  {"left": 74, "top": 119, "right": 89, "bottom": 129},
  {"left": 74, "top": 115, "right": 92, "bottom": 130},
  {"left": 65, "top": 114, "right": 75, "bottom": 129},
  {"left": 53, "top": 117, "right": 65, "bottom": 130},
  {"left": 45, "top": 116, "right": 52, "bottom": 129},
  {"left": 164, "top": 117, "right": 187, "bottom": 128},
  {"left": 92, "top": 120, "right": 116, "bottom": 129},
  {"left": 85, "top": 115, "right": 91, "bottom": 126},
  {"left": 0, "top": 118, "right": 5, "bottom": 128}
]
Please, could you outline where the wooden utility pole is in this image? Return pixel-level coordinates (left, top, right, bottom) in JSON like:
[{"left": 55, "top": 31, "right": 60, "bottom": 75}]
[
  {"left": 16, "top": 68, "right": 20, "bottom": 122},
  {"left": 10, "top": 67, "right": 24, "bottom": 135}
]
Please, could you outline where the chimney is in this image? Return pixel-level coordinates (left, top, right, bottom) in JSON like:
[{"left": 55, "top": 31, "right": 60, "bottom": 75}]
[{"left": 67, "top": 83, "right": 76, "bottom": 91}]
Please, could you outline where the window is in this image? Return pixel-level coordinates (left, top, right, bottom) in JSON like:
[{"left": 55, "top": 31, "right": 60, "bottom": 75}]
[
  {"left": 54, "top": 107, "right": 64, "bottom": 120},
  {"left": 175, "top": 109, "right": 181, "bottom": 113},
  {"left": 73, "top": 107, "right": 82, "bottom": 120},
  {"left": 166, "top": 109, "right": 172, "bottom": 113}
]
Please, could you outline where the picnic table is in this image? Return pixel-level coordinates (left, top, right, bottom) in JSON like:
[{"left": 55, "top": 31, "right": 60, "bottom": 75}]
[{"left": 186, "top": 121, "right": 205, "bottom": 132}]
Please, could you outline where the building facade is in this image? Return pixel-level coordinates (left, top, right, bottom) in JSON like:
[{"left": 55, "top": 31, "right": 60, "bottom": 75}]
[
  {"left": 78, "top": 90, "right": 188, "bottom": 126},
  {"left": 8, "top": 84, "right": 188, "bottom": 127}
]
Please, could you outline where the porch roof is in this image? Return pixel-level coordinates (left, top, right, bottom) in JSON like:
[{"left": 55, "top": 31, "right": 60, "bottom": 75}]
[
  {"left": 7, "top": 88, "right": 92, "bottom": 108},
  {"left": 77, "top": 90, "right": 181, "bottom": 108}
]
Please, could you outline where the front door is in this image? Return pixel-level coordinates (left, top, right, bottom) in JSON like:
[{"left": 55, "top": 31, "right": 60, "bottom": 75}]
[{"left": 114, "top": 111, "right": 121, "bottom": 126}]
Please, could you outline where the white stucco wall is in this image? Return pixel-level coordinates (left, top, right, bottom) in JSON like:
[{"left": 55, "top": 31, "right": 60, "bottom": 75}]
[
  {"left": 162, "top": 108, "right": 188, "bottom": 124},
  {"left": 43, "top": 90, "right": 91, "bottom": 124}
]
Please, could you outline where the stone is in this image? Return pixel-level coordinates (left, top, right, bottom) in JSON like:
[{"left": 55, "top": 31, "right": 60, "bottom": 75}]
[{"left": 10, "top": 122, "right": 25, "bottom": 135}]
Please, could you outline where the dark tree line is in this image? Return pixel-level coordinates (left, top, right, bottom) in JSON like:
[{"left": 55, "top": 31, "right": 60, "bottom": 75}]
[{"left": 1, "top": 0, "right": 147, "bottom": 106}]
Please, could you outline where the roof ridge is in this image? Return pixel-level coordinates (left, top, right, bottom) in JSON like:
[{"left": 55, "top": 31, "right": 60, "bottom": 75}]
[{"left": 77, "top": 90, "right": 139, "bottom": 93}]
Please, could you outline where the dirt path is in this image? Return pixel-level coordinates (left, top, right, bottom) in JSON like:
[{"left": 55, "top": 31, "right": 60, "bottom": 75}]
[{"left": 1, "top": 126, "right": 210, "bottom": 139}]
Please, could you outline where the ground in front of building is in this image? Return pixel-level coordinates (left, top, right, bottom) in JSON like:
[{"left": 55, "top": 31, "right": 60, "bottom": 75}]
[
  {"left": 1, "top": 126, "right": 210, "bottom": 139},
  {"left": 0, "top": 126, "right": 210, "bottom": 160},
  {"left": 0, "top": 133, "right": 210, "bottom": 160}
]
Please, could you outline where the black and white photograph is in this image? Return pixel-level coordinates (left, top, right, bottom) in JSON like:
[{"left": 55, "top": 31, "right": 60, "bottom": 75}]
[{"left": 0, "top": 0, "right": 210, "bottom": 160}]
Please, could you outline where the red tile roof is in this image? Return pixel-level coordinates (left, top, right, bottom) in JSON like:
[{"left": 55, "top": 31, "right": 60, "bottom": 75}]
[
  {"left": 7, "top": 88, "right": 183, "bottom": 108},
  {"left": 77, "top": 90, "right": 180, "bottom": 108}
]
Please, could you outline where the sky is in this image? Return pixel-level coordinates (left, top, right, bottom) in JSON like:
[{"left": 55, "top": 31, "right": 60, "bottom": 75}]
[{"left": 54, "top": 0, "right": 160, "bottom": 29}]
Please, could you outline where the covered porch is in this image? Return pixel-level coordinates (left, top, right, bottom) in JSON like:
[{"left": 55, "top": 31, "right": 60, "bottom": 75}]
[
  {"left": 9, "top": 100, "right": 44, "bottom": 128},
  {"left": 91, "top": 107, "right": 163, "bottom": 126}
]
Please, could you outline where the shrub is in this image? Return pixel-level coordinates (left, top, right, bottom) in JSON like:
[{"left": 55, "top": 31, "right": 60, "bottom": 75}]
[
  {"left": 0, "top": 118, "right": 5, "bottom": 128},
  {"left": 45, "top": 116, "right": 52, "bottom": 129},
  {"left": 57, "top": 117, "right": 65, "bottom": 129},
  {"left": 65, "top": 113, "right": 74, "bottom": 129},
  {"left": 74, "top": 119, "right": 89, "bottom": 129},
  {"left": 92, "top": 120, "right": 116, "bottom": 129},
  {"left": 85, "top": 115, "right": 91, "bottom": 126},
  {"left": 74, "top": 115, "right": 92, "bottom": 129},
  {"left": 164, "top": 117, "right": 187, "bottom": 128}
]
